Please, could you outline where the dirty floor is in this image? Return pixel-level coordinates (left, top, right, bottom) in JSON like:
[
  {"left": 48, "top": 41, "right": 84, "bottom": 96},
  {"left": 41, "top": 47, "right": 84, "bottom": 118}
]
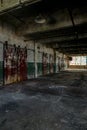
[{"left": 0, "top": 71, "right": 87, "bottom": 130}]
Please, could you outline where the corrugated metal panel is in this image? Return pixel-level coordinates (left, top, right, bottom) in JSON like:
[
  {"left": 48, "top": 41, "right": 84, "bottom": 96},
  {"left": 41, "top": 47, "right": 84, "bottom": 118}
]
[{"left": 0, "top": 42, "right": 3, "bottom": 86}]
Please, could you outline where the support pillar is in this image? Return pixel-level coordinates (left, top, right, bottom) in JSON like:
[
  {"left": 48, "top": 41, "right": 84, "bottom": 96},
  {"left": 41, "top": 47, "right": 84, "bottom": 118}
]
[
  {"left": 34, "top": 41, "right": 38, "bottom": 78},
  {"left": 54, "top": 49, "right": 56, "bottom": 73}
]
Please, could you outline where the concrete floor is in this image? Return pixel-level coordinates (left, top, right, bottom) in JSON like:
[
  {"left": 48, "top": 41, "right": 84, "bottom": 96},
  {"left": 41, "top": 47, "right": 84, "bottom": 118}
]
[{"left": 0, "top": 71, "right": 87, "bottom": 130}]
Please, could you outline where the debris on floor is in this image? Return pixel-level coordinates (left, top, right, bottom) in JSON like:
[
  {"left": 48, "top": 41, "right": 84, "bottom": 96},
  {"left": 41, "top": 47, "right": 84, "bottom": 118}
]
[{"left": 0, "top": 71, "right": 87, "bottom": 130}]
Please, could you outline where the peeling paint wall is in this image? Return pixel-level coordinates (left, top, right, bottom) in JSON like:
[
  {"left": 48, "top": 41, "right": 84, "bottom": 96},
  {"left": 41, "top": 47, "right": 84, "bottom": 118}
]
[
  {"left": 35, "top": 42, "right": 54, "bottom": 77},
  {"left": 0, "top": 21, "right": 26, "bottom": 47},
  {"left": 0, "top": 20, "right": 66, "bottom": 85},
  {"left": 0, "top": 21, "right": 27, "bottom": 85}
]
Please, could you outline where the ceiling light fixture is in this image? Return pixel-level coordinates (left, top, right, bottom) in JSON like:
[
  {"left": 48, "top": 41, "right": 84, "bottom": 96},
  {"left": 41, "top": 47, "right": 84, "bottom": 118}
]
[{"left": 35, "top": 14, "right": 46, "bottom": 24}]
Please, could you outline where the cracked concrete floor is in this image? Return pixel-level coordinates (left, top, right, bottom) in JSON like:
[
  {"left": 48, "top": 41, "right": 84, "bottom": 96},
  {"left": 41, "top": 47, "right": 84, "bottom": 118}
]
[{"left": 0, "top": 71, "right": 87, "bottom": 130}]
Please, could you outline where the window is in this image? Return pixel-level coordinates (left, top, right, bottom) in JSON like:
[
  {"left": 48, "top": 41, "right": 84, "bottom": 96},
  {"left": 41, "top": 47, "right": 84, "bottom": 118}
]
[{"left": 69, "top": 56, "right": 87, "bottom": 65}]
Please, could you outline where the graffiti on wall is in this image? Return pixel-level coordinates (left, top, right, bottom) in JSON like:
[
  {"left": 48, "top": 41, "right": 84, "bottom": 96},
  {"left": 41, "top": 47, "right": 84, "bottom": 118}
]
[
  {"left": 4, "top": 42, "right": 27, "bottom": 84},
  {"left": 4, "top": 43, "right": 17, "bottom": 84},
  {"left": 17, "top": 46, "right": 27, "bottom": 81}
]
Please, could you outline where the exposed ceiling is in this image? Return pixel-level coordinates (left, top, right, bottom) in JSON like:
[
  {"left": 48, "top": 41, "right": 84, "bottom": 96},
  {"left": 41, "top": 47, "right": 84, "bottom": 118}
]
[{"left": 0, "top": 0, "right": 87, "bottom": 55}]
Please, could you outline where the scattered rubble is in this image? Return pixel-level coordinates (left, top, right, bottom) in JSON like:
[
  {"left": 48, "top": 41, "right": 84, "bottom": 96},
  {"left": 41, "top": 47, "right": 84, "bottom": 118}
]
[{"left": 0, "top": 71, "right": 87, "bottom": 130}]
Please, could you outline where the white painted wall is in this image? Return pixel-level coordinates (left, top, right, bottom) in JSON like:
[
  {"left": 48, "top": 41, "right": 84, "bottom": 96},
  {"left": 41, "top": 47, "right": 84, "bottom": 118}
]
[{"left": 0, "top": 21, "right": 66, "bottom": 79}]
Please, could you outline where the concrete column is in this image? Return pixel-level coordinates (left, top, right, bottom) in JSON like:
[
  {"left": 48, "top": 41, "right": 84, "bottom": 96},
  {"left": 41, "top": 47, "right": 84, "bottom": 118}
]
[
  {"left": 64, "top": 55, "right": 68, "bottom": 70},
  {"left": 54, "top": 49, "right": 56, "bottom": 73},
  {"left": 34, "top": 41, "right": 38, "bottom": 78},
  {"left": 62, "top": 54, "right": 65, "bottom": 70}
]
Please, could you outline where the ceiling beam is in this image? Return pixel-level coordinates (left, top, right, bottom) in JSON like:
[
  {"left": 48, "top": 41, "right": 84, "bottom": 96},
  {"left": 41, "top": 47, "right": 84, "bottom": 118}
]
[
  {"left": 40, "top": 37, "right": 87, "bottom": 47},
  {"left": 7, "top": 12, "right": 25, "bottom": 23},
  {"left": 58, "top": 50, "right": 87, "bottom": 54},
  {"left": 68, "top": 8, "right": 78, "bottom": 39},
  {"left": 0, "top": 0, "right": 41, "bottom": 15},
  {"left": 53, "top": 43, "right": 87, "bottom": 48},
  {"left": 57, "top": 48, "right": 87, "bottom": 51}
]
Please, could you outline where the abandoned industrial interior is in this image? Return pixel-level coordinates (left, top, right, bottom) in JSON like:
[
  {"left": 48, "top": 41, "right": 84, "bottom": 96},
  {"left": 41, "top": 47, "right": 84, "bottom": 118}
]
[{"left": 0, "top": 0, "right": 87, "bottom": 130}]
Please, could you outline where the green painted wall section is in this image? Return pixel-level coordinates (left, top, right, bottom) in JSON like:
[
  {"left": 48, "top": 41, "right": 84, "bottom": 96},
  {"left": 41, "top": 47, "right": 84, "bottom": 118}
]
[
  {"left": 0, "top": 61, "right": 3, "bottom": 85},
  {"left": 37, "top": 63, "right": 42, "bottom": 76},
  {"left": 27, "top": 62, "right": 35, "bottom": 78}
]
